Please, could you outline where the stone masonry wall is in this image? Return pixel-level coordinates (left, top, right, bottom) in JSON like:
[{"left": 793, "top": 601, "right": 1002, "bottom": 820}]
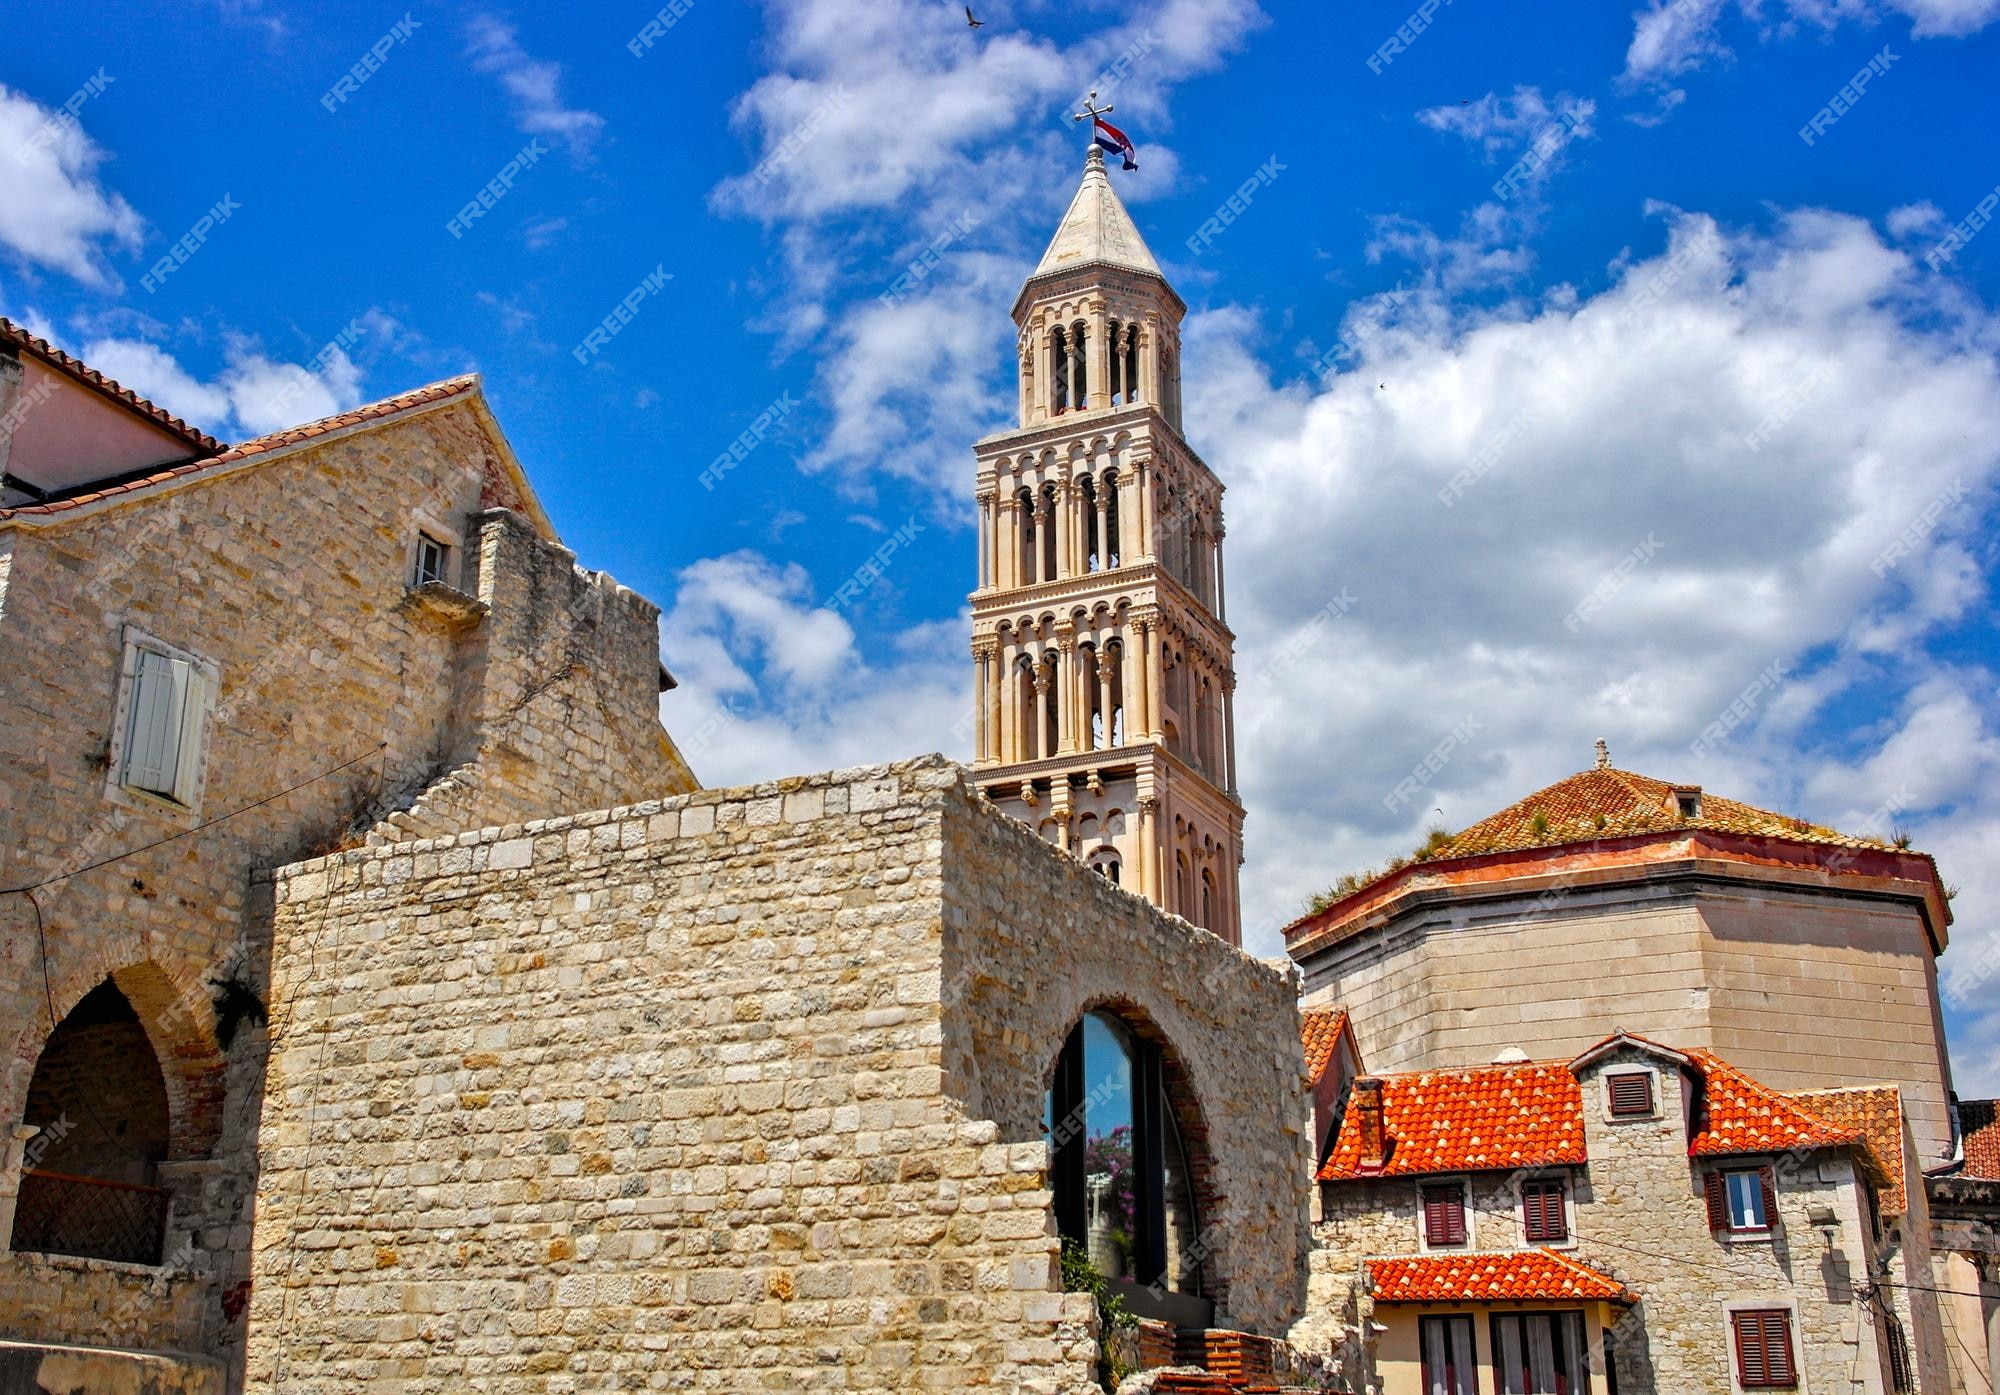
[
  {"left": 0, "top": 393, "right": 691, "bottom": 1377},
  {"left": 937, "top": 784, "right": 1309, "bottom": 1334},
  {"left": 247, "top": 758, "right": 1160, "bottom": 1394}
]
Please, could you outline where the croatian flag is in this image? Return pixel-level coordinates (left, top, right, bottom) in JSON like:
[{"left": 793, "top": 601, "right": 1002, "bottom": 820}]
[{"left": 1093, "top": 116, "right": 1137, "bottom": 171}]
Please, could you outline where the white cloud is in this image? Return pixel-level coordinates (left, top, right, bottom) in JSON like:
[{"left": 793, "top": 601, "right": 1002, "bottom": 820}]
[
  {"left": 465, "top": 15, "right": 606, "bottom": 157},
  {"left": 0, "top": 83, "right": 145, "bottom": 288},
  {"left": 74, "top": 328, "right": 370, "bottom": 440},
  {"left": 1623, "top": 0, "right": 2000, "bottom": 85},
  {"left": 659, "top": 550, "right": 966, "bottom": 788},
  {"left": 1417, "top": 87, "right": 1597, "bottom": 165}
]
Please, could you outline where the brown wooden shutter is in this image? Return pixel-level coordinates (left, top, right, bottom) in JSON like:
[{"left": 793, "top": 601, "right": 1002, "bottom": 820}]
[
  {"left": 1704, "top": 1171, "right": 1730, "bottom": 1230},
  {"left": 1733, "top": 1311, "right": 1767, "bottom": 1385},
  {"left": 1607, "top": 1072, "right": 1653, "bottom": 1116},
  {"left": 1759, "top": 1167, "right": 1779, "bottom": 1228},
  {"left": 1766, "top": 1311, "right": 1796, "bottom": 1385},
  {"left": 1423, "top": 1185, "right": 1466, "bottom": 1245},
  {"left": 1732, "top": 1310, "right": 1796, "bottom": 1388},
  {"left": 1523, "top": 1179, "right": 1567, "bottom": 1241}
]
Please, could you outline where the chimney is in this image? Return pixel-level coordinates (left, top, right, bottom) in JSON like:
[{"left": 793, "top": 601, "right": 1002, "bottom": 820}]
[
  {"left": 1353, "top": 1077, "right": 1387, "bottom": 1171},
  {"left": 1594, "top": 738, "right": 1611, "bottom": 770}
]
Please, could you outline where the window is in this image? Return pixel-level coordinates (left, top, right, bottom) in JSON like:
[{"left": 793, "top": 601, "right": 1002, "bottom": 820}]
[
  {"left": 1421, "top": 1315, "right": 1478, "bottom": 1395},
  {"left": 111, "top": 634, "right": 216, "bottom": 809},
  {"left": 1422, "top": 1183, "right": 1468, "bottom": 1247},
  {"left": 1491, "top": 1311, "right": 1591, "bottom": 1394},
  {"left": 1705, "top": 1167, "right": 1776, "bottom": 1234},
  {"left": 1730, "top": 1309, "right": 1797, "bottom": 1388},
  {"left": 1605, "top": 1072, "right": 1654, "bottom": 1118},
  {"left": 1523, "top": 1177, "right": 1569, "bottom": 1243},
  {"left": 1046, "top": 1011, "right": 1202, "bottom": 1299},
  {"left": 1674, "top": 789, "right": 1702, "bottom": 818},
  {"left": 413, "top": 533, "right": 451, "bottom": 587}
]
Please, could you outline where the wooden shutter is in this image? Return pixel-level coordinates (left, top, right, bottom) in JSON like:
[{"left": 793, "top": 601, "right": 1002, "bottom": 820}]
[
  {"left": 1423, "top": 1185, "right": 1466, "bottom": 1246},
  {"left": 171, "top": 664, "right": 214, "bottom": 806},
  {"left": 1524, "top": 1179, "right": 1567, "bottom": 1242},
  {"left": 1607, "top": 1072, "right": 1653, "bottom": 1116},
  {"left": 122, "top": 648, "right": 185, "bottom": 795},
  {"left": 1732, "top": 1310, "right": 1796, "bottom": 1388},
  {"left": 1758, "top": 1166, "right": 1779, "bottom": 1230},
  {"left": 1704, "top": 1171, "right": 1730, "bottom": 1230}
]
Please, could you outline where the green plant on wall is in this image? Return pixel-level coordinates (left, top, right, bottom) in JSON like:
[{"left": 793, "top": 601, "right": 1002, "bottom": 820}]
[{"left": 1061, "top": 1238, "right": 1135, "bottom": 1390}]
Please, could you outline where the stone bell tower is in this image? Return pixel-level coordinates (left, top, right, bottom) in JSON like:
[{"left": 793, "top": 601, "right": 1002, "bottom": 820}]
[{"left": 968, "top": 144, "right": 1243, "bottom": 945}]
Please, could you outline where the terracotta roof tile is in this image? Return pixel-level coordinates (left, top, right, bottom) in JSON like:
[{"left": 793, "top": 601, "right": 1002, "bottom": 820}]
[
  {"left": 1686, "top": 1049, "right": 1861, "bottom": 1158},
  {"left": 1789, "top": 1085, "right": 1907, "bottom": 1213},
  {"left": 1, "top": 315, "right": 224, "bottom": 454},
  {"left": 0, "top": 374, "right": 481, "bottom": 521},
  {"left": 1958, "top": 1099, "right": 2000, "bottom": 1180},
  {"left": 1368, "top": 1250, "right": 1636, "bottom": 1305},
  {"left": 1302, "top": 1007, "right": 1349, "bottom": 1085},
  {"left": 1320, "top": 1062, "right": 1585, "bottom": 1181}
]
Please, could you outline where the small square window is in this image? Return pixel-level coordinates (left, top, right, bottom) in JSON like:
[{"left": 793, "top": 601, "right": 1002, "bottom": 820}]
[
  {"left": 1606, "top": 1071, "right": 1654, "bottom": 1117},
  {"left": 1677, "top": 792, "right": 1702, "bottom": 818},
  {"left": 414, "top": 533, "right": 451, "bottom": 587},
  {"left": 1421, "top": 1183, "right": 1468, "bottom": 1247}
]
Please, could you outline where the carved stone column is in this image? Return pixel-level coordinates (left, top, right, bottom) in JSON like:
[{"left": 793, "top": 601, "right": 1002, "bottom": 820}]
[
  {"left": 1094, "top": 487, "right": 1110, "bottom": 574},
  {"left": 1087, "top": 300, "right": 1111, "bottom": 410},
  {"left": 1054, "top": 631, "right": 1076, "bottom": 754},
  {"left": 1052, "top": 481, "right": 1073, "bottom": 583},
  {"left": 975, "top": 489, "right": 995, "bottom": 591},
  {"left": 1214, "top": 524, "right": 1227, "bottom": 621},
  {"left": 1097, "top": 653, "right": 1116, "bottom": 752},
  {"left": 1137, "top": 793, "right": 1160, "bottom": 900},
  {"left": 1145, "top": 619, "right": 1166, "bottom": 741},
  {"left": 1135, "top": 456, "right": 1155, "bottom": 560},
  {"left": 1223, "top": 674, "right": 1239, "bottom": 795},
  {"left": 1032, "top": 664, "right": 1052, "bottom": 762}
]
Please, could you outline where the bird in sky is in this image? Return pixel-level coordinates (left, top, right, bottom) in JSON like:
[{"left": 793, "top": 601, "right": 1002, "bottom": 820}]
[{"left": 966, "top": 6, "right": 984, "bottom": 26}]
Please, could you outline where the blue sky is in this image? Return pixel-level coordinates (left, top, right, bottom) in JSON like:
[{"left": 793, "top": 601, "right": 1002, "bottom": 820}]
[{"left": 8, "top": 1, "right": 2000, "bottom": 1082}]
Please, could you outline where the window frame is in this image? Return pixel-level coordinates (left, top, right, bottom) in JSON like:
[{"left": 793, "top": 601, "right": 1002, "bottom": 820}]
[
  {"left": 1489, "top": 1309, "right": 1592, "bottom": 1394},
  {"left": 1419, "top": 1179, "right": 1472, "bottom": 1251},
  {"left": 1519, "top": 1174, "right": 1572, "bottom": 1246},
  {"left": 1727, "top": 1306, "right": 1798, "bottom": 1390},
  {"left": 104, "top": 627, "right": 220, "bottom": 819},
  {"left": 1706, "top": 1165, "right": 1778, "bottom": 1239},
  {"left": 412, "top": 531, "right": 453, "bottom": 588},
  {"left": 1420, "top": 1313, "right": 1480, "bottom": 1395},
  {"left": 1602, "top": 1070, "right": 1657, "bottom": 1121}
]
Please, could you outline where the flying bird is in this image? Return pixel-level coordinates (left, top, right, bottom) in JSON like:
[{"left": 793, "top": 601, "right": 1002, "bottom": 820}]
[{"left": 966, "top": 6, "right": 984, "bottom": 25}]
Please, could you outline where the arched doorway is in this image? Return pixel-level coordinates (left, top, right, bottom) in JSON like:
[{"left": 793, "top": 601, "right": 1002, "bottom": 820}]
[
  {"left": 10, "top": 979, "right": 172, "bottom": 1264},
  {"left": 1046, "top": 1007, "right": 1210, "bottom": 1327}
]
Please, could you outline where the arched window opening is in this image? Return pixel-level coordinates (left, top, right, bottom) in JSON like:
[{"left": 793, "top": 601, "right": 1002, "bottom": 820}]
[
  {"left": 1175, "top": 851, "right": 1193, "bottom": 916},
  {"left": 1090, "top": 851, "right": 1122, "bottom": 885},
  {"left": 1051, "top": 326, "right": 1070, "bottom": 416},
  {"left": 1200, "top": 869, "right": 1216, "bottom": 932},
  {"left": 1046, "top": 1010, "right": 1206, "bottom": 1324},
  {"left": 1017, "top": 657, "right": 1040, "bottom": 761},
  {"left": 1069, "top": 321, "right": 1088, "bottom": 410},
  {"left": 1040, "top": 485, "right": 1059, "bottom": 582},
  {"left": 12, "top": 979, "right": 171, "bottom": 1265},
  {"left": 1124, "top": 326, "right": 1144, "bottom": 406},
  {"left": 1041, "top": 654, "right": 1060, "bottom": 756},
  {"left": 1081, "top": 475, "right": 1101, "bottom": 574}
]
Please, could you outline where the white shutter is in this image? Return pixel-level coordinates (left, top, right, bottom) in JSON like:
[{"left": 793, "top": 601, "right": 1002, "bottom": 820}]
[
  {"left": 122, "top": 649, "right": 185, "bottom": 795},
  {"left": 171, "top": 663, "right": 214, "bottom": 806}
]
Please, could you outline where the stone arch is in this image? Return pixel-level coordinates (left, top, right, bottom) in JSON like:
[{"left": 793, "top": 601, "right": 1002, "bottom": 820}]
[
  {"left": 1043, "top": 996, "right": 1226, "bottom": 1315},
  {"left": 6, "top": 952, "right": 226, "bottom": 1165}
]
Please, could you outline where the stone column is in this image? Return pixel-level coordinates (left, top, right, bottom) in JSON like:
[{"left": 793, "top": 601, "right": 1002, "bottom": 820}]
[
  {"left": 0, "top": 1123, "right": 37, "bottom": 1249},
  {"left": 1137, "top": 458, "right": 1156, "bottom": 560},
  {"left": 975, "top": 491, "right": 994, "bottom": 591},
  {"left": 1223, "top": 676, "right": 1239, "bottom": 795},
  {"left": 1001, "top": 654, "right": 1019, "bottom": 762},
  {"left": 1019, "top": 344, "right": 1035, "bottom": 426},
  {"left": 1098, "top": 655, "right": 1116, "bottom": 752},
  {"left": 1139, "top": 320, "right": 1157, "bottom": 405},
  {"left": 1137, "top": 793, "right": 1160, "bottom": 900},
  {"left": 1087, "top": 302, "right": 1111, "bottom": 411},
  {"left": 1147, "top": 622, "right": 1167, "bottom": 741},
  {"left": 1035, "top": 492, "right": 1054, "bottom": 584},
  {"left": 1094, "top": 488, "right": 1110, "bottom": 574},
  {"left": 1032, "top": 666, "right": 1051, "bottom": 761},
  {"left": 1052, "top": 481, "right": 1073, "bottom": 582},
  {"left": 1214, "top": 526, "right": 1227, "bottom": 621},
  {"left": 1054, "top": 632, "right": 1076, "bottom": 753}
]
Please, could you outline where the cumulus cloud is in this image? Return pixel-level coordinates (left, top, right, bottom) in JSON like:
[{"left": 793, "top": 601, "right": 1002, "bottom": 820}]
[
  {"left": 0, "top": 83, "right": 145, "bottom": 288},
  {"left": 1622, "top": 0, "right": 2000, "bottom": 86},
  {"left": 466, "top": 15, "right": 606, "bottom": 157},
  {"left": 659, "top": 550, "right": 966, "bottom": 788},
  {"left": 1417, "top": 87, "right": 1597, "bottom": 166},
  {"left": 73, "top": 325, "right": 375, "bottom": 440}
]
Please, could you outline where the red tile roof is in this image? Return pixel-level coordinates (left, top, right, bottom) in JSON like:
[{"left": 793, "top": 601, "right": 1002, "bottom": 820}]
[
  {"left": 1958, "top": 1099, "right": 2000, "bottom": 1180},
  {"left": 0, "top": 374, "right": 481, "bottom": 520},
  {"left": 1302, "top": 1006, "right": 1350, "bottom": 1085},
  {"left": 1368, "top": 1250, "right": 1636, "bottom": 1305},
  {"left": 1, "top": 315, "right": 223, "bottom": 454},
  {"left": 1790, "top": 1085, "right": 1907, "bottom": 1213},
  {"left": 1319, "top": 1062, "right": 1585, "bottom": 1181},
  {"left": 1686, "top": 1049, "right": 1861, "bottom": 1158}
]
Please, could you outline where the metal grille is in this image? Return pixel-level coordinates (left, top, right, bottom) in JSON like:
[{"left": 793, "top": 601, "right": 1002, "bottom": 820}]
[{"left": 10, "top": 1169, "right": 168, "bottom": 1266}]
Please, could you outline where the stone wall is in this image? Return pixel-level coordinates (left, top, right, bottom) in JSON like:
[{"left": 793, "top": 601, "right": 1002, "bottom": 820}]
[
  {"left": 244, "top": 756, "right": 1306, "bottom": 1391},
  {"left": 0, "top": 390, "right": 693, "bottom": 1378}
]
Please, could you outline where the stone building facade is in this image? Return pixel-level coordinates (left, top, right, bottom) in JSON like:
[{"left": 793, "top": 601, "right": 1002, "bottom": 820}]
[
  {"left": 0, "top": 319, "right": 694, "bottom": 1391},
  {"left": 1301, "top": 1033, "right": 1939, "bottom": 1394},
  {"left": 245, "top": 756, "right": 1309, "bottom": 1391},
  {"left": 970, "top": 146, "right": 1244, "bottom": 945}
]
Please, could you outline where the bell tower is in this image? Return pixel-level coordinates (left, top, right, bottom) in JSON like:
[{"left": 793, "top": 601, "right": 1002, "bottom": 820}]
[{"left": 968, "top": 144, "right": 1243, "bottom": 945}]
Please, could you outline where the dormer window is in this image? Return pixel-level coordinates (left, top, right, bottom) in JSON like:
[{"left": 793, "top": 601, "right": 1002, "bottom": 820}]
[
  {"left": 1673, "top": 788, "right": 1702, "bottom": 819},
  {"left": 413, "top": 533, "right": 451, "bottom": 587},
  {"left": 1605, "top": 1071, "right": 1655, "bottom": 1118}
]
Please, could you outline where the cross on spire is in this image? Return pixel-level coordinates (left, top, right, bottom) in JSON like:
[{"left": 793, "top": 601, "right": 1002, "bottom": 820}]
[{"left": 1071, "top": 90, "right": 1114, "bottom": 125}]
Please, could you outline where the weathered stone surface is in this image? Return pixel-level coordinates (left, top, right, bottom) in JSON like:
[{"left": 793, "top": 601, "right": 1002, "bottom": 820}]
[{"left": 246, "top": 756, "right": 1309, "bottom": 1391}]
